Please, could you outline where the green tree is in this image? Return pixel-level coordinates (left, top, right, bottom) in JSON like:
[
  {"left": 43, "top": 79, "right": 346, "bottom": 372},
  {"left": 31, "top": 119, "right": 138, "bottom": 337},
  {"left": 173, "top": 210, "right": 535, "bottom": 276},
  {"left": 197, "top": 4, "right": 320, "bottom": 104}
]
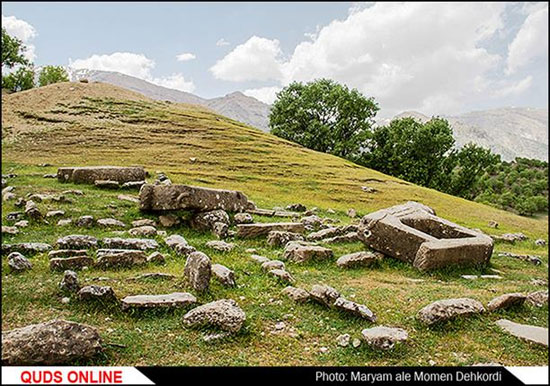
[
  {"left": 38, "top": 65, "right": 69, "bottom": 87},
  {"left": 1, "top": 28, "right": 29, "bottom": 69},
  {"left": 2, "top": 66, "right": 35, "bottom": 92},
  {"left": 269, "top": 79, "right": 379, "bottom": 158}
]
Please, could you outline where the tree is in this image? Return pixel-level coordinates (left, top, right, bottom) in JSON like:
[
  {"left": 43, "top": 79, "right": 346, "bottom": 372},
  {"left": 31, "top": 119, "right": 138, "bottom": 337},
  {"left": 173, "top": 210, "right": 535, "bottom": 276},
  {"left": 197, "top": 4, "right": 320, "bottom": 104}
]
[
  {"left": 1, "top": 28, "right": 29, "bottom": 69},
  {"left": 38, "top": 65, "right": 69, "bottom": 87},
  {"left": 269, "top": 79, "right": 379, "bottom": 158},
  {"left": 2, "top": 66, "right": 35, "bottom": 92}
]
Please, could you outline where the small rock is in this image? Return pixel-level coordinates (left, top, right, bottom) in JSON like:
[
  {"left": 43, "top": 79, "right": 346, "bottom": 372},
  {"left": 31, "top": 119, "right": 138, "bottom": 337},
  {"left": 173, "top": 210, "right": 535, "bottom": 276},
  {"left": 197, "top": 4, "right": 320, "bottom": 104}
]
[
  {"left": 8, "top": 252, "right": 32, "bottom": 272},
  {"left": 59, "top": 270, "right": 80, "bottom": 292},
  {"left": 496, "top": 319, "right": 548, "bottom": 347},
  {"left": 333, "top": 297, "right": 376, "bottom": 322},
  {"left": 78, "top": 285, "right": 118, "bottom": 303},
  {"left": 57, "top": 235, "right": 98, "bottom": 249},
  {"left": 417, "top": 298, "right": 485, "bottom": 325},
  {"left": 268, "top": 269, "right": 294, "bottom": 283},
  {"left": 202, "top": 331, "right": 232, "bottom": 343},
  {"left": 488, "top": 220, "right": 499, "bottom": 229},
  {"left": 309, "top": 284, "right": 340, "bottom": 307},
  {"left": 337, "top": 333, "right": 350, "bottom": 347},
  {"left": 250, "top": 254, "right": 270, "bottom": 264},
  {"left": 336, "top": 251, "right": 378, "bottom": 268},
  {"left": 158, "top": 214, "right": 180, "bottom": 228},
  {"left": 234, "top": 212, "right": 253, "bottom": 224},
  {"left": 132, "top": 219, "right": 156, "bottom": 227},
  {"left": 211, "top": 264, "right": 237, "bottom": 287},
  {"left": 94, "top": 180, "right": 119, "bottom": 189},
  {"left": 267, "top": 231, "right": 304, "bottom": 247},
  {"left": 76, "top": 216, "right": 94, "bottom": 228},
  {"left": 205, "top": 240, "right": 234, "bottom": 252},
  {"left": 282, "top": 286, "right": 310, "bottom": 303},
  {"left": 526, "top": 291, "right": 548, "bottom": 307},
  {"left": 261, "top": 260, "right": 285, "bottom": 272},
  {"left": 121, "top": 292, "right": 196, "bottom": 310},
  {"left": 50, "top": 256, "right": 95, "bottom": 271},
  {"left": 129, "top": 225, "right": 157, "bottom": 237},
  {"left": 347, "top": 209, "right": 357, "bottom": 218},
  {"left": 283, "top": 243, "right": 333, "bottom": 263},
  {"left": 57, "top": 219, "right": 73, "bottom": 226},
  {"left": 2, "top": 226, "right": 19, "bottom": 235},
  {"left": 46, "top": 210, "right": 65, "bottom": 218},
  {"left": 14, "top": 220, "right": 28, "bottom": 228},
  {"left": 182, "top": 299, "right": 246, "bottom": 333},
  {"left": 487, "top": 293, "right": 527, "bottom": 311},
  {"left": 147, "top": 251, "right": 166, "bottom": 264},
  {"left": 361, "top": 326, "right": 408, "bottom": 350},
  {"left": 97, "top": 218, "right": 126, "bottom": 228},
  {"left": 535, "top": 239, "right": 546, "bottom": 246},
  {"left": 352, "top": 338, "right": 361, "bottom": 348}
]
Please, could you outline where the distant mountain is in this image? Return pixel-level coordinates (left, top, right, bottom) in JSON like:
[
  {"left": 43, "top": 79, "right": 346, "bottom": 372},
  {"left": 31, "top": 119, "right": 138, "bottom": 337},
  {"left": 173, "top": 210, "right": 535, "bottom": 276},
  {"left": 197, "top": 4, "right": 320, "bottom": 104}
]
[
  {"left": 385, "top": 108, "right": 548, "bottom": 161},
  {"left": 66, "top": 69, "right": 271, "bottom": 131}
]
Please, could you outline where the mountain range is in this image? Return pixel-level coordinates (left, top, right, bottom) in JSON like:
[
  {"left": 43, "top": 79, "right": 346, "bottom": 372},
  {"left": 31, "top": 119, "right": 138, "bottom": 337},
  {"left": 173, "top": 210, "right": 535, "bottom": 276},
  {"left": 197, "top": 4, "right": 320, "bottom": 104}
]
[{"left": 67, "top": 69, "right": 547, "bottom": 162}]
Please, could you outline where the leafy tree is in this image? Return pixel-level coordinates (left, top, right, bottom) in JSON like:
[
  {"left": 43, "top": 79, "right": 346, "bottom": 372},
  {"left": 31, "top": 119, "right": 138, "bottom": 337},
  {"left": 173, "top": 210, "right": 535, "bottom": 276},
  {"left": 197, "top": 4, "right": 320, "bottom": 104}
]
[
  {"left": 2, "top": 66, "right": 35, "bottom": 92},
  {"left": 516, "top": 197, "right": 538, "bottom": 216},
  {"left": 1, "top": 28, "right": 28, "bottom": 69},
  {"left": 269, "top": 79, "right": 379, "bottom": 158},
  {"left": 38, "top": 65, "right": 69, "bottom": 87}
]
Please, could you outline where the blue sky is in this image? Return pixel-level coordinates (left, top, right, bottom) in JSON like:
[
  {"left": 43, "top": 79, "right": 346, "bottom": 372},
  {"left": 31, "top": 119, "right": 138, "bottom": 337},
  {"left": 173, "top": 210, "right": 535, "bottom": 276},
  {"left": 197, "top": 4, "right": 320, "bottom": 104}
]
[{"left": 2, "top": 2, "right": 548, "bottom": 118}]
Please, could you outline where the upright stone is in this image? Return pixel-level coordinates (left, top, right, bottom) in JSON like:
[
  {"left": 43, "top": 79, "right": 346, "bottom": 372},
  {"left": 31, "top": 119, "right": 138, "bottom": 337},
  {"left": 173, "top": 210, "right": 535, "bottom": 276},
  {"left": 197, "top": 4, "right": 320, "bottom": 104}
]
[{"left": 184, "top": 251, "right": 212, "bottom": 292}]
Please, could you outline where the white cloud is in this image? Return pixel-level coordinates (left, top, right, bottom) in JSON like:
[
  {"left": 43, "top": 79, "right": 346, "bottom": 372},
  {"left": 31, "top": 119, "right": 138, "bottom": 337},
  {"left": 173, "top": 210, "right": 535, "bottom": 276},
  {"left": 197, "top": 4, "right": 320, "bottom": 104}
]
[
  {"left": 176, "top": 52, "right": 196, "bottom": 62},
  {"left": 506, "top": 5, "right": 548, "bottom": 74},
  {"left": 69, "top": 52, "right": 195, "bottom": 93},
  {"left": 492, "top": 76, "right": 533, "bottom": 98},
  {"left": 243, "top": 86, "right": 281, "bottom": 104},
  {"left": 216, "top": 38, "right": 230, "bottom": 47},
  {"left": 2, "top": 14, "right": 37, "bottom": 62},
  {"left": 210, "top": 36, "right": 284, "bottom": 82}
]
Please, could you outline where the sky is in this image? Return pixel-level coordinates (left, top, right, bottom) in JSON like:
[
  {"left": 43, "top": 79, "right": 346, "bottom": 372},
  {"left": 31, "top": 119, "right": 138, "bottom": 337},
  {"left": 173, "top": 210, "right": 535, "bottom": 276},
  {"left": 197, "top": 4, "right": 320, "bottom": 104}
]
[{"left": 2, "top": 2, "right": 548, "bottom": 118}]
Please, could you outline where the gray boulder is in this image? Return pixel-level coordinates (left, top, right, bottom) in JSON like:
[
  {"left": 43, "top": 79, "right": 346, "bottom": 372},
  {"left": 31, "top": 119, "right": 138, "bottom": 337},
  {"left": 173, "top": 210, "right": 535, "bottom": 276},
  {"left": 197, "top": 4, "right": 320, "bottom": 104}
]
[
  {"left": 487, "top": 293, "right": 527, "bottom": 311},
  {"left": 56, "top": 235, "right": 98, "bottom": 249},
  {"left": 211, "top": 264, "right": 236, "bottom": 287},
  {"left": 78, "top": 285, "right": 118, "bottom": 303},
  {"left": 183, "top": 299, "right": 246, "bottom": 333},
  {"left": 59, "top": 270, "right": 80, "bottom": 292},
  {"left": 361, "top": 326, "right": 408, "bottom": 350},
  {"left": 8, "top": 252, "right": 32, "bottom": 272},
  {"left": 417, "top": 298, "right": 485, "bottom": 325},
  {"left": 184, "top": 251, "right": 212, "bottom": 292}
]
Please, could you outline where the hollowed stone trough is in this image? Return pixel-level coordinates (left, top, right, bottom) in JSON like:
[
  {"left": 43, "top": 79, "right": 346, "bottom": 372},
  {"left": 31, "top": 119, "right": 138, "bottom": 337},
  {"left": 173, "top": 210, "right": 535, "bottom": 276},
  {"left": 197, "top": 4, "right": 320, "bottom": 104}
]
[{"left": 357, "top": 202, "right": 493, "bottom": 271}]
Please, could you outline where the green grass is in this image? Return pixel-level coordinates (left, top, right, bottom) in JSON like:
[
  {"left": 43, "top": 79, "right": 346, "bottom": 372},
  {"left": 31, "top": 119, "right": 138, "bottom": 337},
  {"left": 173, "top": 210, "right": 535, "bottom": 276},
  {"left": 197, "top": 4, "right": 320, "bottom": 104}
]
[{"left": 1, "top": 82, "right": 548, "bottom": 366}]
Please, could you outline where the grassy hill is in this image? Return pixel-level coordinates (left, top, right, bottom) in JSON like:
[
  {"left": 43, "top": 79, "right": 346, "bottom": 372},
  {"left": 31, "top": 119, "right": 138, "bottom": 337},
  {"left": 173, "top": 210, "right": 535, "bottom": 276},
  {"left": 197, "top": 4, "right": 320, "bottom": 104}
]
[{"left": 1, "top": 82, "right": 547, "bottom": 366}]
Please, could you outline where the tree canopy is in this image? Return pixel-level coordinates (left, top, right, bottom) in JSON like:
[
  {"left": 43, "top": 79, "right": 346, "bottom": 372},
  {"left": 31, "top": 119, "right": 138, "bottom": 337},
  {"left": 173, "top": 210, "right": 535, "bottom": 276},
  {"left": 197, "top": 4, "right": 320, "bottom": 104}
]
[{"left": 39, "top": 65, "right": 69, "bottom": 87}]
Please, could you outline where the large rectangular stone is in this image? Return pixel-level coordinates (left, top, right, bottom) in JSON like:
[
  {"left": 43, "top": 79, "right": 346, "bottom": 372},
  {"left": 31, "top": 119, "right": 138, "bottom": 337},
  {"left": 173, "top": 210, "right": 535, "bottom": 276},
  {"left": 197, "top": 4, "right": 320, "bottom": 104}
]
[
  {"left": 237, "top": 222, "right": 305, "bottom": 238},
  {"left": 139, "top": 184, "right": 251, "bottom": 212},
  {"left": 121, "top": 293, "right": 197, "bottom": 311},
  {"left": 57, "top": 166, "right": 146, "bottom": 184}
]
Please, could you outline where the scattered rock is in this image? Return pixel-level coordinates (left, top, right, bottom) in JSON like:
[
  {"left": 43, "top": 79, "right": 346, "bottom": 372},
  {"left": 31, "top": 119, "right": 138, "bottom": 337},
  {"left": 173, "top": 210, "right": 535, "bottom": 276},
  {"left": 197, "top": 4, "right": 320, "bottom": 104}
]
[
  {"left": 333, "top": 297, "right": 376, "bottom": 322},
  {"left": 2, "top": 226, "right": 19, "bottom": 235},
  {"left": 261, "top": 260, "right": 285, "bottom": 272},
  {"left": 282, "top": 286, "right": 310, "bottom": 303},
  {"left": 361, "top": 326, "right": 408, "bottom": 350},
  {"left": 268, "top": 269, "right": 294, "bottom": 283},
  {"left": 352, "top": 338, "right": 361, "bottom": 348},
  {"left": 121, "top": 292, "right": 197, "bottom": 310},
  {"left": 102, "top": 237, "right": 158, "bottom": 250},
  {"left": 96, "top": 249, "right": 147, "bottom": 268},
  {"left": 57, "top": 219, "right": 73, "bottom": 226},
  {"left": 347, "top": 209, "right": 357, "bottom": 218},
  {"left": 267, "top": 231, "right": 304, "bottom": 247},
  {"left": 57, "top": 235, "right": 98, "bottom": 249},
  {"left": 147, "top": 251, "right": 165, "bottom": 264},
  {"left": 234, "top": 212, "right": 253, "bottom": 224},
  {"left": 487, "top": 293, "right": 527, "bottom": 311},
  {"left": 128, "top": 272, "right": 176, "bottom": 281},
  {"left": 190, "top": 209, "right": 230, "bottom": 232},
  {"left": 183, "top": 299, "right": 246, "bottom": 333},
  {"left": 283, "top": 242, "right": 333, "bottom": 263},
  {"left": 250, "top": 254, "right": 270, "bottom": 264},
  {"left": 535, "top": 239, "right": 546, "bottom": 246},
  {"left": 237, "top": 222, "right": 305, "bottom": 238},
  {"left": 286, "top": 203, "right": 306, "bottom": 212},
  {"left": 309, "top": 284, "right": 341, "bottom": 307},
  {"left": 132, "top": 219, "right": 156, "bottom": 227},
  {"left": 129, "top": 225, "right": 157, "bottom": 237},
  {"left": 76, "top": 215, "right": 94, "bottom": 228},
  {"left": 48, "top": 249, "right": 88, "bottom": 258},
  {"left": 184, "top": 251, "right": 212, "bottom": 292},
  {"left": 205, "top": 240, "right": 234, "bottom": 252},
  {"left": 493, "top": 233, "right": 528, "bottom": 243},
  {"left": 211, "top": 264, "right": 237, "bottom": 287},
  {"left": 361, "top": 186, "right": 377, "bottom": 193},
  {"left": 117, "top": 194, "right": 139, "bottom": 203},
  {"left": 336, "top": 251, "right": 379, "bottom": 268},
  {"left": 2, "top": 242, "right": 52, "bottom": 255},
  {"left": 497, "top": 252, "right": 542, "bottom": 265},
  {"left": 8, "top": 252, "right": 32, "bottom": 272},
  {"left": 417, "top": 298, "right": 485, "bottom": 325},
  {"left": 78, "top": 285, "right": 118, "bottom": 303},
  {"left": 336, "top": 333, "right": 350, "bottom": 347},
  {"left": 158, "top": 214, "right": 180, "bottom": 228},
  {"left": 496, "top": 319, "right": 548, "bottom": 347},
  {"left": 121, "top": 180, "right": 146, "bottom": 189},
  {"left": 1, "top": 319, "right": 103, "bottom": 365},
  {"left": 212, "top": 221, "right": 228, "bottom": 239},
  {"left": 94, "top": 180, "right": 120, "bottom": 189},
  {"left": 25, "top": 201, "right": 42, "bottom": 220},
  {"left": 97, "top": 218, "right": 126, "bottom": 228},
  {"left": 50, "top": 256, "right": 94, "bottom": 271},
  {"left": 59, "top": 270, "right": 80, "bottom": 292},
  {"left": 14, "top": 220, "right": 28, "bottom": 228},
  {"left": 488, "top": 220, "right": 499, "bottom": 229},
  {"left": 526, "top": 291, "right": 548, "bottom": 307}
]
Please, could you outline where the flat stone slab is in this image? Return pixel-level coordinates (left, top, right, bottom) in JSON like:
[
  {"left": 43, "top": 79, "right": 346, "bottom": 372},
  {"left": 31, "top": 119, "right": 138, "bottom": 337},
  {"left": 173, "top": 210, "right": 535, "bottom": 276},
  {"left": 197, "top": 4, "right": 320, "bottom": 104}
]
[
  {"left": 139, "top": 184, "right": 251, "bottom": 212},
  {"left": 101, "top": 237, "right": 158, "bottom": 250},
  {"left": 336, "top": 251, "right": 379, "bottom": 268},
  {"left": 121, "top": 292, "right": 197, "bottom": 310},
  {"left": 417, "top": 298, "right": 485, "bottom": 325},
  {"left": 282, "top": 286, "right": 310, "bottom": 303},
  {"left": 361, "top": 326, "right": 408, "bottom": 350},
  {"left": 309, "top": 284, "right": 341, "bottom": 307},
  {"left": 333, "top": 297, "right": 376, "bottom": 322},
  {"left": 56, "top": 235, "right": 98, "bottom": 249},
  {"left": 237, "top": 222, "right": 305, "bottom": 238},
  {"left": 58, "top": 166, "right": 146, "bottom": 184},
  {"left": 50, "top": 256, "right": 94, "bottom": 271},
  {"left": 496, "top": 319, "right": 548, "bottom": 347},
  {"left": 96, "top": 249, "right": 147, "bottom": 268},
  {"left": 358, "top": 201, "right": 493, "bottom": 271},
  {"left": 267, "top": 231, "right": 304, "bottom": 247},
  {"left": 526, "top": 291, "right": 548, "bottom": 307},
  {"left": 2, "top": 242, "right": 52, "bottom": 255},
  {"left": 283, "top": 242, "right": 333, "bottom": 263},
  {"left": 205, "top": 240, "right": 234, "bottom": 252}
]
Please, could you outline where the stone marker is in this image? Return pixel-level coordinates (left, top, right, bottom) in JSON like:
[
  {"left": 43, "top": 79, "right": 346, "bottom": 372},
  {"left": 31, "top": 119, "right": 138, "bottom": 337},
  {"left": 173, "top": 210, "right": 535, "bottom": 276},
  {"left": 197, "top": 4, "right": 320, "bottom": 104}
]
[
  {"left": 496, "top": 319, "right": 548, "bottom": 347},
  {"left": 184, "top": 251, "right": 212, "bottom": 292},
  {"left": 283, "top": 242, "right": 333, "bottom": 263},
  {"left": 237, "top": 222, "right": 305, "bottom": 238},
  {"left": 333, "top": 297, "right": 376, "bottom": 322},
  {"left": 8, "top": 252, "right": 32, "bottom": 272},
  {"left": 96, "top": 249, "right": 147, "bottom": 268},
  {"left": 57, "top": 166, "right": 146, "bottom": 184},
  {"left": 309, "top": 284, "right": 341, "bottom": 307},
  {"left": 211, "top": 264, "right": 236, "bottom": 287},
  {"left": 358, "top": 201, "right": 493, "bottom": 271},
  {"left": 182, "top": 299, "right": 246, "bottom": 333},
  {"left": 59, "top": 270, "right": 80, "bottom": 292},
  {"left": 50, "top": 256, "right": 94, "bottom": 271},
  {"left": 361, "top": 326, "right": 408, "bottom": 350},
  {"left": 1, "top": 319, "right": 103, "bottom": 365},
  {"left": 121, "top": 292, "right": 196, "bottom": 310},
  {"left": 336, "top": 251, "right": 379, "bottom": 268},
  {"left": 139, "top": 184, "right": 251, "bottom": 212},
  {"left": 282, "top": 286, "right": 310, "bottom": 303},
  {"left": 78, "top": 285, "right": 118, "bottom": 303},
  {"left": 487, "top": 293, "right": 527, "bottom": 311},
  {"left": 102, "top": 237, "right": 158, "bottom": 250},
  {"left": 417, "top": 298, "right": 485, "bottom": 325},
  {"left": 57, "top": 235, "right": 98, "bottom": 249}
]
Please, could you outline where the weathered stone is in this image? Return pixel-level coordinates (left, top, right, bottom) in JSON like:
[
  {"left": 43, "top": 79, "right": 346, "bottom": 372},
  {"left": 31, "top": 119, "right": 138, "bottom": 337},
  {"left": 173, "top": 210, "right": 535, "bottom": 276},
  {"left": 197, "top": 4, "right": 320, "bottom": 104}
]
[
  {"left": 158, "top": 214, "right": 180, "bottom": 227},
  {"left": 121, "top": 292, "right": 196, "bottom": 310},
  {"left": 493, "top": 233, "right": 528, "bottom": 243},
  {"left": 57, "top": 219, "right": 73, "bottom": 226},
  {"left": 361, "top": 186, "right": 377, "bottom": 193},
  {"left": 268, "top": 269, "right": 294, "bottom": 283},
  {"left": 211, "top": 264, "right": 236, "bottom": 287},
  {"left": 487, "top": 293, "right": 527, "bottom": 311},
  {"left": 535, "top": 239, "right": 546, "bottom": 246},
  {"left": 48, "top": 249, "right": 88, "bottom": 258},
  {"left": 25, "top": 201, "right": 42, "bottom": 220},
  {"left": 322, "top": 232, "right": 360, "bottom": 244},
  {"left": 267, "top": 231, "right": 304, "bottom": 247},
  {"left": 129, "top": 225, "right": 157, "bottom": 237},
  {"left": 250, "top": 254, "right": 270, "bottom": 264},
  {"left": 496, "top": 319, "right": 548, "bottom": 347},
  {"left": 261, "top": 260, "right": 285, "bottom": 272},
  {"left": 361, "top": 326, "right": 408, "bottom": 350},
  {"left": 75, "top": 215, "right": 94, "bottom": 228},
  {"left": 132, "top": 219, "right": 156, "bottom": 227},
  {"left": 358, "top": 202, "right": 493, "bottom": 271},
  {"left": 50, "top": 256, "right": 94, "bottom": 271},
  {"left": 347, "top": 209, "right": 357, "bottom": 218},
  {"left": 336, "top": 251, "right": 379, "bottom": 268},
  {"left": 337, "top": 333, "right": 351, "bottom": 347},
  {"left": 301, "top": 215, "right": 323, "bottom": 229},
  {"left": 191, "top": 209, "right": 230, "bottom": 232},
  {"left": 526, "top": 291, "right": 548, "bottom": 307},
  {"left": 95, "top": 249, "right": 147, "bottom": 268},
  {"left": 140, "top": 184, "right": 251, "bottom": 212},
  {"left": 417, "top": 298, "right": 485, "bottom": 325},
  {"left": 283, "top": 243, "right": 333, "bottom": 263},
  {"left": 58, "top": 166, "right": 146, "bottom": 184},
  {"left": 212, "top": 222, "right": 229, "bottom": 239},
  {"left": 118, "top": 194, "right": 139, "bottom": 203},
  {"left": 2, "top": 242, "right": 51, "bottom": 255},
  {"left": 206, "top": 240, "right": 234, "bottom": 252},
  {"left": 78, "top": 285, "right": 117, "bottom": 303},
  {"left": 3, "top": 192, "right": 16, "bottom": 201},
  {"left": 1, "top": 319, "right": 103, "bottom": 365},
  {"left": 497, "top": 252, "right": 542, "bottom": 265},
  {"left": 102, "top": 237, "right": 158, "bottom": 250},
  {"left": 282, "top": 286, "right": 310, "bottom": 303},
  {"left": 174, "top": 243, "right": 196, "bottom": 257},
  {"left": 8, "top": 252, "right": 32, "bottom": 272},
  {"left": 121, "top": 180, "right": 146, "bottom": 189},
  {"left": 2, "top": 226, "right": 19, "bottom": 235},
  {"left": 94, "top": 179, "right": 120, "bottom": 189},
  {"left": 57, "top": 235, "right": 98, "bottom": 249},
  {"left": 488, "top": 220, "right": 499, "bottom": 229},
  {"left": 165, "top": 234, "right": 187, "bottom": 248},
  {"left": 309, "top": 284, "right": 341, "bottom": 307},
  {"left": 128, "top": 272, "right": 176, "bottom": 281},
  {"left": 97, "top": 218, "right": 126, "bottom": 228},
  {"left": 14, "top": 220, "right": 28, "bottom": 228},
  {"left": 59, "top": 270, "right": 80, "bottom": 292},
  {"left": 237, "top": 222, "right": 305, "bottom": 238},
  {"left": 234, "top": 212, "right": 253, "bottom": 224},
  {"left": 202, "top": 331, "right": 232, "bottom": 343},
  {"left": 333, "top": 297, "right": 376, "bottom": 322},
  {"left": 183, "top": 299, "right": 246, "bottom": 333},
  {"left": 62, "top": 190, "right": 84, "bottom": 196},
  {"left": 6, "top": 211, "right": 23, "bottom": 221},
  {"left": 184, "top": 251, "right": 212, "bottom": 292},
  {"left": 147, "top": 252, "right": 166, "bottom": 264},
  {"left": 286, "top": 203, "right": 306, "bottom": 212},
  {"left": 43, "top": 173, "right": 57, "bottom": 179},
  {"left": 46, "top": 210, "right": 65, "bottom": 218},
  {"left": 14, "top": 197, "right": 26, "bottom": 208}
]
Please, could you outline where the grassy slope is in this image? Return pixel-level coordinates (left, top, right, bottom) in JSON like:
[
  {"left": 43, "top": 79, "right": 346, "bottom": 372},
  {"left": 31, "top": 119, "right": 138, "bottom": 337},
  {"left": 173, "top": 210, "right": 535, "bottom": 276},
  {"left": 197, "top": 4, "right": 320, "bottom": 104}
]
[{"left": 1, "top": 82, "right": 548, "bottom": 366}]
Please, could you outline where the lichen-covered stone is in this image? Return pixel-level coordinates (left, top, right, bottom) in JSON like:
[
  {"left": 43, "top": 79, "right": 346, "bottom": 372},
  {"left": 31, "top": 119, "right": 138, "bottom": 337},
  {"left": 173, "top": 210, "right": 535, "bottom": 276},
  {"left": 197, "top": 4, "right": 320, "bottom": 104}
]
[
  {"left": 184, "top": 251, "right": 212, "bottom": 292},
  {"left": 417, "top": 298, "right": 485, "bottom": 325},
  {"left": 56, "top": 235, "right": 98, "bottom": 249}
]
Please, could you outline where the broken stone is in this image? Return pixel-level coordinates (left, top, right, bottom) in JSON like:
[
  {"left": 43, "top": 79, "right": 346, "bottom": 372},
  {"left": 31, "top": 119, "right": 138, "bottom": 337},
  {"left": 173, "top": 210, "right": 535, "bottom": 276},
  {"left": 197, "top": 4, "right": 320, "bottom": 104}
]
[
  {"left": 268, "top": 269, "right": 294, "bottom": 283},
  {"left": 2, "top": 242, "right": 51, "bottom": 255},
  {"left": 50, "top": 256, "right": 94, "bottom": 271},
  {"left": 497, "top": 252, "right": 542, "bottom": 265},
  {"left": 488, "top": 220, "right": 499, "bottom": 229},
  {"left": 283, "top": 242, "right": 333, "bottom": 263},
  {"left": 59, "top": 270, "right": 80, "bottom": 292},
  {"left": 190, "top": 209, "right": 230, "bottom": 232},
  {"left": 174, "top": 243, "right": 196, "bottom": 257},
  {"left": 206, "top": 240, "right": 234, "bottom": 252},
  {"left": 102, "top": 237, "right": 158, "bottom": 250},
  {"left": 95, "top": 249, "right": 147, "bottom": 268},
  {"left": 336, "top": 251, "right": 379, "bottom": 268},
  {"left": 147, "top": 252, "right": 165, "bottom": 264},
  {"left": 58, "top": 166, "right": 146, "bottom": 184},
  {"left": 526, "top": 291, "right": 548, "bottom": 307},
  {"left": 78, "top": 285, "right": 118, "bottom": 303},
  {"left": 337, "top": 333, "right": 351, "bottom": 347},
  {"left": 286, "top": 203, "right": 306, "bottom": 212},
  {"left": 267, "top": 231, "right": 304, "bottom": 247},
  {"left": 48, "top": 249, "right": 88, "bottom": 258},
  {"left": 128, "top": 272, "right": 176, "bottom": 281},
  {"left": 132, "top": 219, "right": 156, "bottom": 227},
  {"left": 417, "top": 298, "right": 485, "bottom": 325},
  {"left": 261, "top": 260, "right": 285, "bottom": 272},
  {"left": 234, "top": 212, "right": 253, "bottom": 224},
  {"left": 97, "top": 218, "right": 126, "bottom": 228},
  {"left": 140, "top": 184, "right": 251, "bottom": 212},
  {"left": 75, "top": 215, "right": 94, "bottom": 228},
  {"left": 1, "top": 319, "right": 103, "bottom": 365},
  {"left": 300, "top": 215, "right": 323, "bottom": 230},
  {"left": 282, "top": 286, "right": 310, "bottom": 303},
  {"left": 250, "top": 254, "right": 270, "bottom": 264},
  {"left": 2, "top": 226, "right": 19, "bottom": 235},
  {"left": 211, "top": 264, "right": 236, "bottom": 287},
  {"left": 496, "top": 319, "right": 548, "bottom": 347},
  {"left": 57, "top": 235, "right": 98, "bottom": 249},
  {"left": 129, "top": 225, "right": 157, "bottom": 237},
  {"left": 62, "top": 190, "right": 84, "bottom": 196},
  {"left": 6, "top": 211, "right": 23, "bottom": 221},
  {"left": 182, "top": 299, "right": 246, "bottom": 333},
  {"left": 8, "top": 252, "right": 32, "bottom": 272},
  {"left": 25, "top": 201, "right": 42, "bottom": 220},
  {"left": 212, "top": 222, "right": 229, "bottom": 239},
  {"left": 158, "top": 214, "right": 180, "bottom": 227},
  {"left": 237, "top": 222, "right": 305, "bottom": 238},
  {"left": 361, "top": 326, "right": 408, "bottom": 350},
  {"left": 309, "top": 284, "right": 341, "bottom": 307},
  {"left": 94, "top": 180, "right": 120, "bottom": 189},
  {"left": 121, "top": 180, "right": 145, "bottom": 189},
  {"left": 333, "top": 297, "right": 376, "bottom": 322},
  {"left": 121, "top": 292, "right": 197, "bottom": 310},
  {"left": 358, "top": 202, "right": 493, "bottom": 271},
  {"left": 3, "top": 192, "right": 16, "bottom": 201},
  {"left": 487, "top": 293, "right": 527, "bottom": 311},
  {"left": 164, "top": 234, "right": 187, "bottom": 248},
  {"left": 535, "top": 239, "right": 546, "bottom": 247},
  {"left": 493, "top": 233, "right": 528, "bottom": 243},
  {"left": 184, "top": 251, "right": 212, "bottom": 292},
  {"left": 14, "top": 220, "right": 28, "bottom": 228},
  {"left": 46, "top": 210, "right": 65, "bottom": 218}
]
